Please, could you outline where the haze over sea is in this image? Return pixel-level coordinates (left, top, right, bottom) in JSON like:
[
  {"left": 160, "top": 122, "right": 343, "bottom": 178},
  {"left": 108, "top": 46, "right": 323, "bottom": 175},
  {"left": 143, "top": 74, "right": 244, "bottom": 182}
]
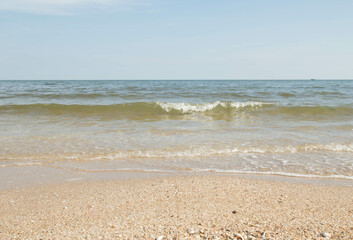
[{"left": 1, "top": 80, "right": 353, "bottom": 180}]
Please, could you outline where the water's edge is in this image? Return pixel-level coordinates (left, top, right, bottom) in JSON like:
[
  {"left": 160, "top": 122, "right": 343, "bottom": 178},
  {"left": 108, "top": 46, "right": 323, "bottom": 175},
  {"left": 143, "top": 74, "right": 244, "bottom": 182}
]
[{"left": 1, "top": 164, "right": 352, "bottom": 191}]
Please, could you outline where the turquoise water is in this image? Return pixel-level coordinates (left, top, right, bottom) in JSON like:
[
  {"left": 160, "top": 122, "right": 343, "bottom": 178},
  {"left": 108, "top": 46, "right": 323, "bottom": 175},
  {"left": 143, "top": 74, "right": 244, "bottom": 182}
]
[{"left": 1, "top": 80, "right": 352, "bottom": 179}]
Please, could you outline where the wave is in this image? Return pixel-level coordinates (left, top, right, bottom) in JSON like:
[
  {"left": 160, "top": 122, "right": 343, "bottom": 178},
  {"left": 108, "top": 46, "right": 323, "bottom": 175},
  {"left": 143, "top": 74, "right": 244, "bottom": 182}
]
[
  {"left": 1, "top": 101, "right": 352, "bottom": 120},
  {"left": 314, "top": 91, "right": 346, "bottom": 96},
  {"left": 155, "top": 101, "right": 265, "bottom": 113},
  {"left": 0, "top": 101, "right": 267, "bottom": 118},
  {"left": 2, "top": 142, "right": 352, "bottom": 163},
  {"left": 2, "top": 142, "right": 352, "bottom": 180},
  {"left": 56, "top": 143, "right": 353, "bottom": 161},
  {"left": 230, "top": 143, "right": 353, "bottom": 154}
]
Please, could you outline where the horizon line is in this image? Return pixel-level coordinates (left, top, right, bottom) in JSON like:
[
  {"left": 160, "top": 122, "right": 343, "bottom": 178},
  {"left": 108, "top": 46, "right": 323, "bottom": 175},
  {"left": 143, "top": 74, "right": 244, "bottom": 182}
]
[{"left": 1, "top": 79, "right": 353, "bottom": 81}]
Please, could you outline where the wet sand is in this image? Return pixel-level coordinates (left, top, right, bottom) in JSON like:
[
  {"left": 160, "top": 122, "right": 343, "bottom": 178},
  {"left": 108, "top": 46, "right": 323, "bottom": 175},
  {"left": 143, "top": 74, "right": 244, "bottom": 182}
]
[{"left": 1, "top": 175, "right": 353, "bottom": 239}]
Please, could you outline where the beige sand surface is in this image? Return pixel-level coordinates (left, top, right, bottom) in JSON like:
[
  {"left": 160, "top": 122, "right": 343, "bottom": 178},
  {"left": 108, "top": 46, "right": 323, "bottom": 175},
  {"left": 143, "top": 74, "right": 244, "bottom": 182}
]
[{"left": 0, "top": 175, "right": 352, "bottom": 239}]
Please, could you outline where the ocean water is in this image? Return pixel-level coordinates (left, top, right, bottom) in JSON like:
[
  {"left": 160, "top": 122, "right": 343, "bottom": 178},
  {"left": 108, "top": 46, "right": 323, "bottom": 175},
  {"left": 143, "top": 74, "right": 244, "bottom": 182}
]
[{"left": 1, "top": 80, "right": 353, "bottom": 179}]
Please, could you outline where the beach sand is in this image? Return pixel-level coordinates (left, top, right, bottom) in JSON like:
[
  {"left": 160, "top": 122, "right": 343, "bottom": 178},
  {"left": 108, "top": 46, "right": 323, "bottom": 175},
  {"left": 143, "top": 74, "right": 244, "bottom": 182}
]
[{"left": 1, "top": 175, "right": 352, "bottom": 239}]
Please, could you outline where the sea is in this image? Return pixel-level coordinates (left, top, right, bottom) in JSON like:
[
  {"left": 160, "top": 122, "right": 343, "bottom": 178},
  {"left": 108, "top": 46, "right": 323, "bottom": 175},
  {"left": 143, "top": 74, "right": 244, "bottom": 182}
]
[{"left": 1, "top": 80, "right": 353, "bottom": 180}]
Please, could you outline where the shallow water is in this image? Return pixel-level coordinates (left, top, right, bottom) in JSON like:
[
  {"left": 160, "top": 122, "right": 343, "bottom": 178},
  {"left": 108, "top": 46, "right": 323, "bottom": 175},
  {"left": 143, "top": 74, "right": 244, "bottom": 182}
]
[{"left": 1, "top": 80, "right": 352, "bottom": 179}]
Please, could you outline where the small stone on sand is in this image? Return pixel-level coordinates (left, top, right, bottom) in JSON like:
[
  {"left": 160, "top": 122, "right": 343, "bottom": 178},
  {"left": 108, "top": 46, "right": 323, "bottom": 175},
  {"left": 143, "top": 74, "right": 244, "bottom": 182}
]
[
  {"left": 235, "top": 233, "right": 244, "bottom": 240},
  {"left": 320, "top": 232, "right": 331, "bottom": 238}
]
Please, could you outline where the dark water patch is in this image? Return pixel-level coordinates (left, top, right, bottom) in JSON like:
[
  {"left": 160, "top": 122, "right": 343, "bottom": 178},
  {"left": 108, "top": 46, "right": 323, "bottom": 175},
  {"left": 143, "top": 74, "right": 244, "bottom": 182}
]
[
  {"left": 314, "top": 91, "right": 346, "bottom": 96},
  {"left": 278, "top": 92, "right": 296, "bottom": 97}
]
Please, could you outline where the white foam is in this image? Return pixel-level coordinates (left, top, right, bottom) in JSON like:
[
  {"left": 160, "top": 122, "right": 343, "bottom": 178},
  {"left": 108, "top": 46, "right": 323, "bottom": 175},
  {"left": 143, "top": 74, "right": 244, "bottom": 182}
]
[
  {"left": 192, "top": 168, "right": 353, "bottom": 180},
  {"left": 155, "top": 101, "right": 265, "bottom": 113},
  {"left": 86, "top": 143, "right": 353, "bottom": 161},
  {"left": 303, "top": 143, "right": 353, "bottom": 152}
]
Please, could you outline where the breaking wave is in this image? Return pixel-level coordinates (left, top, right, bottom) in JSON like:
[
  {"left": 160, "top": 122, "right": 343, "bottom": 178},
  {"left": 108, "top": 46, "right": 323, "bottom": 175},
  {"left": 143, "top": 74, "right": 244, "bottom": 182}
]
[
  {"left": 1, "top": 101, "right": 352, "bottom": 120},
  {"left": 0, "top": 101, "right": 267, "bottom": 118},
  {"left": 155, "top": 101, "right": 265, "bottom": 113}
]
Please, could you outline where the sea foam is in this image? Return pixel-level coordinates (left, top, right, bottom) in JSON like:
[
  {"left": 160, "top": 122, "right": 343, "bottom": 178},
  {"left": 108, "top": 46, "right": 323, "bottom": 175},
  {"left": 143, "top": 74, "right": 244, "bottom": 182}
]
[{"left": 155, "top": 101, "right": 266, "bottom": 113}]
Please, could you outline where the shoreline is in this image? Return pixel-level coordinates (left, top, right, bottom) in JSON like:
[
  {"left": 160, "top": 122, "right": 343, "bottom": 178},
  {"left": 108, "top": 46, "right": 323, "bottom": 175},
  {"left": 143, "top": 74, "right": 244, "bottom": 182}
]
[
  {"left": 1, "top": 175, "right": 353, "bottom": 239},
  {"left": 1, "top": 164, "right": 353, "bottom": 191}
]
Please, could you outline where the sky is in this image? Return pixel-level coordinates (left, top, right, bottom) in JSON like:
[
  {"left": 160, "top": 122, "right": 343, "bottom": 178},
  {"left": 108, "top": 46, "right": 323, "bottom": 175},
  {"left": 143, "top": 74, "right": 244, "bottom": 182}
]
[{"left": 0, "top": 0, "right": 353, "bottom": 80}]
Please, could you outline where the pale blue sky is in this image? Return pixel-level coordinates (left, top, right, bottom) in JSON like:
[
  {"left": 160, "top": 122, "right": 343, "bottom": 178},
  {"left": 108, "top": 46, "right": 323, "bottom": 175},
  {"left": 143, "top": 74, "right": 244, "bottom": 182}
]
[{"left": 0, "top": 0, "right": 352, "bottom": 80}]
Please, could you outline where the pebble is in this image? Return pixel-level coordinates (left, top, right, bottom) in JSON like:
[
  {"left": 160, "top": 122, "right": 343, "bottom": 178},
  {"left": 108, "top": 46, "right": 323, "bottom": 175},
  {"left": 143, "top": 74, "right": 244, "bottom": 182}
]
[
  {"left": 187, "top": 228, "right": 195, "bottom": 234},
  {"left": 320, "top": 232, "right": 331, "bottom": 238},
  {"left": 155, "top": 236, "right": 163, "bottom": 240},
  {"left": 235, "top": 233, "right": 245, "bottom": 240},
  {"left": 232, "top": 210, "right": 237, "bottom": 214}
]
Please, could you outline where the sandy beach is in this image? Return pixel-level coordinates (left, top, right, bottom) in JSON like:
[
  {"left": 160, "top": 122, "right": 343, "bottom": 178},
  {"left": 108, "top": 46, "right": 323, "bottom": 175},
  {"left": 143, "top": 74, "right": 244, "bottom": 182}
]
[
  {"left": 2, "top": 0, "right": 353, "bottom": 237},
  {"left": 1, "top": 175, "right": 352, "bottom": 239}
]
